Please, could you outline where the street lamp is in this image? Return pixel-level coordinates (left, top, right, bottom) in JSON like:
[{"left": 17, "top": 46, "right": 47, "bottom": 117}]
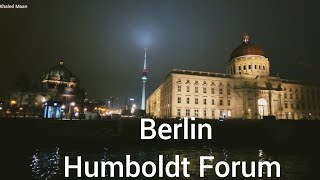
[{"left": 70, "top": 102, "right": 76, "bottom": 107}]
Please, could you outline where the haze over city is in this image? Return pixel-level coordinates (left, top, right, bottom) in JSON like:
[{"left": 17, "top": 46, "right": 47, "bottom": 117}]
[{"left": 1, "top": 0, "right": 319, "bottom": 107}]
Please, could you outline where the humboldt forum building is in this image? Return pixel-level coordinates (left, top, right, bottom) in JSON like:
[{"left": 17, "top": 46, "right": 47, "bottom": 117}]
[{"left": 147, "top": 34, "right": 320, "bottom": 120}]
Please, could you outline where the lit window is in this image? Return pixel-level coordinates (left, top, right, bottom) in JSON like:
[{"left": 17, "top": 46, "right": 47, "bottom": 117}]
[
  {"left": 195, "top": 87, "right": 198, "bottom": 93},
  {"left": 186, "top": 98, "right": 190, "bottom": 104},
  {"left": 227, "top": 110, "right": 231, "bottom": 117},
  {"left": 195, "top": 98, "right": 198, "bottom": 104},
  {"left": 211, "top": 99, "right": 215, "bottom": 105},
  {"left": 219, "top": 88, "right": 223, "bottom": 94},
  {"left": 203, "top": 110, "right": 207, "bottom": 117},
  {"left": 178, "top": 85, "right": 181, "bottom": 92},
  {"left": 219, "top": 99, "right": 223, "bottom": 106},
  {"left": 284, "top": 103, "right": 288, "bottom": 109},
  {"left": 203, "top": 99, "right": 207, "bottom": 105},
  {"left": 177, "top": 109, "right": 181, "bottom": 116},
  {"left": 178, "top": 97, "right": 181, "bottom": 103},
  {"left": 227, "top": 100, "right": 231, "bottom": 106},
  {"left": 248, "top": 65, "right": 251, "bottom": 69},
  {"left": 186, "top": 86, "right": 190, "bottom": 92},
  {"left": 212, "top": 110, "right": 215, "bottom": 118},
  {"left": 203, "top": 87, "right": 207, "bottom": 93},
  {"left": 243, "top": 65, "right": 246, "bottom": 70}
]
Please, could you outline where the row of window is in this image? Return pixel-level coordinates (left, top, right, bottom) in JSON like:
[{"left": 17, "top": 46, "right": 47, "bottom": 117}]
[
  {"left": 177, "top": 108, "right": 232, "bottom": 118},
  {"left": 283, "top": 87, "right": 320, "bottom": 94},
  {"left": 284, "top": 93, "right": 320, "bottom": 101},
  {"left": 177, "top": 97, "right": 231, "bottom": 106},
  {"left": 228, "top": 63, "right": 269, "bottom": 75},
  {"left": 238, "top": 64, "right": 266, "bottom": 71},
  {"left": 284, "top": 112, "right": 320, "bottom": 120},
  {"left": 177, "top": 79, "right": 231, "bottom": 86},
  {"left": 284, "top": 102, "right": 320, "bottom": 111},
  {"left": 177, "top": 85, "right": 231, "bottom": 95}
]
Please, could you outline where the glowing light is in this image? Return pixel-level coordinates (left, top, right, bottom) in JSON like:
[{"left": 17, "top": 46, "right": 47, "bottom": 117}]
[
  {"left": 70, "top": 102, "right": 75, "bottom": 106},
  {"left": 0, "top": 107, "right": 2, "bottom": 110},
  {"left": 10, "top": 100, "right": 17, "bottom": 105},
  {"left": 131, "top": 104, "right": 136, "bottom": 114},
  {"left": 54, "top": 103, "right": 58, "bottom": 106},
  {"left": 41, "top": 97, "right": 46, "bottom": 103},
  {"left": 19, "top": 107, "right": 23, "bottom": 110},
  {"left": 133, "top": 24, "right": 159, "bottom": 48},
  {"left": 61, "top": 105, "right": 66, "bottom": 109}
]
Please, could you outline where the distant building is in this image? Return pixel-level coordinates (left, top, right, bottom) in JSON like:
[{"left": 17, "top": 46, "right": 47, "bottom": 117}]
[
  {"left": 147, "top": 34, "right": 320, "bottom": 120},
  {"left": 9, "top": 58, "right": 85, "bottom": 117}
]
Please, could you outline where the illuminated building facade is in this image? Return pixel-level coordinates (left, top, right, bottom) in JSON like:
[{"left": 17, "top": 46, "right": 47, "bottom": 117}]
[
  {"left": 9, "top": 58, "right": 85, "bottom": 117},
  {"left": 147, "top": 34, "right": 320, "bottom": 120}
]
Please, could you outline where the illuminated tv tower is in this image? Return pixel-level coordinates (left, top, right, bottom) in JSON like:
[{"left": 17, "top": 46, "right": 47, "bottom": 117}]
[{"left": 141, "top": 48, "right": 148, "bottom": 110}]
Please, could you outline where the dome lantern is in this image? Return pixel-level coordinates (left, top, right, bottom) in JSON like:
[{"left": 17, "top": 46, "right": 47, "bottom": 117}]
[
  {"left": 230, "top": 33, "right": 265, "bottom": 61},
  {"left": 59, "top": 57, "right": 64, "bottom": 65},
  {"left": 243, "top": 33, "right": 250, "bottom": 43}
]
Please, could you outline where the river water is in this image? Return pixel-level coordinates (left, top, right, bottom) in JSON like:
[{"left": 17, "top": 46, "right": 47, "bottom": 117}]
[{"left": 5, "top": 144, "right": 317, "bottom": 180}]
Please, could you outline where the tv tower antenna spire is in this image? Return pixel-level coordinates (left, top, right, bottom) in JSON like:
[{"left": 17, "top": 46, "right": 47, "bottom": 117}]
[{"left": 141, "top": 48, "right": 148, "bottom": 110}]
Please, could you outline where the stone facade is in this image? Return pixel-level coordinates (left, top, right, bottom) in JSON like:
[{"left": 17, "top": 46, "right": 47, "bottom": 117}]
[
  {"left": 147, "top": 35, "right": 320, "bottom": 120},
  {"left": 9, "top": 58, "right": 85, "bottom": 116}
]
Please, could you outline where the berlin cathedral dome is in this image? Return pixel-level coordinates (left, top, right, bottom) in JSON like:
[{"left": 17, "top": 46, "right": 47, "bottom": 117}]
[
  {"left": 42, "top": 58, "right": 79, "bottom": 91},
  {"left": 230, "top": 33, "right": 265, "bottom": 61},
  {"left": 43, "top": 59, "right": 78, "bottom": 84}
]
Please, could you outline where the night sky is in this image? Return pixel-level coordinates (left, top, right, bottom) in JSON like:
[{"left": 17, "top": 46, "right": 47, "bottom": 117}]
[{"left": 1, "top": 0, "right": 319, "bottom": 107}]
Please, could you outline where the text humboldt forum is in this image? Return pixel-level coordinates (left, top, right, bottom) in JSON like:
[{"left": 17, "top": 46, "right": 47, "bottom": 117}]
[{"left": 64, "top": 118, "right": 281, "bottom": 178}]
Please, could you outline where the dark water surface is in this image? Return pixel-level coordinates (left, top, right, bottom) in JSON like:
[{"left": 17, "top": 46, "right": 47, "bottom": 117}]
[
  {"left": 2, "top": 119, "right": 320, "bottom": 179},
  {"left": 5, "top": 144, "right": 318, "bottom": 180}
]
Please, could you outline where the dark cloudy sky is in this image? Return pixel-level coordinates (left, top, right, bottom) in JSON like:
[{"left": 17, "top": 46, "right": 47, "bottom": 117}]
[{"left": 0, "top": 0, "right": 319, "bottom": 107}]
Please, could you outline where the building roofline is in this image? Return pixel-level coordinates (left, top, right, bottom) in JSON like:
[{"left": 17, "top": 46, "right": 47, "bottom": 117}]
[
  {"left": 170, "top": 69, "right": 233, "bottom": 79},
  {"left": 158, "top": 69, "right": 320, "bottom": 88},
  {"left": 280, "top": 78, "right": 320, "bottom": 87}
]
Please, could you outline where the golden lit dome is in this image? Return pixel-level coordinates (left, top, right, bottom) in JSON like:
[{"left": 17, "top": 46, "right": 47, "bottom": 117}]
[
  {"left": 43, "top": 58, "right": 78, "bottom": 82},
  {"left": 230, "top": 33, "right": 265, "bottom": 60}
]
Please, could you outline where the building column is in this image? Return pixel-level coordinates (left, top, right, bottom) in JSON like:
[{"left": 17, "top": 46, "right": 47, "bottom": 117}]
[{"left": 269, "top": 90, "right": 273, "bottom": 115}]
